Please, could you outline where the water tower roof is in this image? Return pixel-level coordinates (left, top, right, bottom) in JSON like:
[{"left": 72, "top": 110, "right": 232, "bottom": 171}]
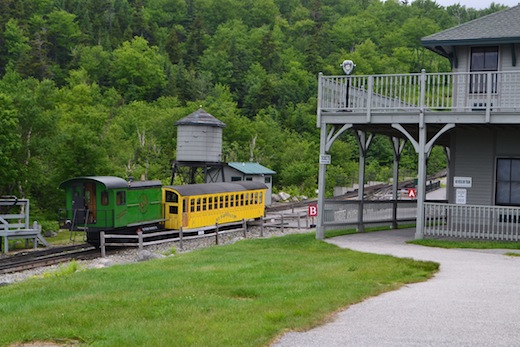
[{"left": 175, "top": 108, "right": 226, "bottom": 128}]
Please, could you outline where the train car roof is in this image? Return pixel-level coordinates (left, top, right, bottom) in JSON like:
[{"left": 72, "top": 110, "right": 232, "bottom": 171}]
[
  {"left": 164, "top": 181, "right": 267, "bottom": 196},
  {"left": 59, "top": 176, "right": 162, "bottom": 189}
]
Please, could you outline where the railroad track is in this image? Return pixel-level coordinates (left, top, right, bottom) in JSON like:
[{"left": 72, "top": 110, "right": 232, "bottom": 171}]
[{"left": 0, "top": 244, "right": 101, "bottom": 274}]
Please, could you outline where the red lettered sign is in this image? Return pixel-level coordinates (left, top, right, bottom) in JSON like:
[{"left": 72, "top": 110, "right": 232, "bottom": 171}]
[
  {"left": 408, "top": 188, "right": 417, "bottom": 199},
  {"left": 308, "top": 203, "right": 318, "bottom": 217}
]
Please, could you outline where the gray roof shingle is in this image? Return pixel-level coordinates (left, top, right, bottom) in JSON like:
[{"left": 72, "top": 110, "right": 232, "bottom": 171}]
[{"left": 422, "top": 4, "right": 520, "bottom": 47}]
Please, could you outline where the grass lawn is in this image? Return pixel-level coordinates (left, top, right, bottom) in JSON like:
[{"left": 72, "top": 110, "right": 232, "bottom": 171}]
[
  {"left": 408, "top": 238, "right": 520, "bottom": 250},
  {"left": 0, "top": 232, "right": 438, "bottom": 347}
]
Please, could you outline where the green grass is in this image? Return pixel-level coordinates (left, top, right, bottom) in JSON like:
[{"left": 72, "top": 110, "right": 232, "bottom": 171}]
[
  {"left": 409, "top": 238, "right": 520, "bottom": 249},
  {"left": 0, "top": 233, "right": 438, "bottom": 347}
]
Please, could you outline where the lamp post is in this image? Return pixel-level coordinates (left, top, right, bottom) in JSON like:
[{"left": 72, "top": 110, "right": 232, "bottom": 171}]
[{"left": 340, "top": 60, "right": 356, "bottom": 109}]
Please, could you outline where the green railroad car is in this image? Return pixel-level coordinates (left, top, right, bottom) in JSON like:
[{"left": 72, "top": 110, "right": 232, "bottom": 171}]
[{"left": 59, "top": 176, "right": 163, "bottom": 245}]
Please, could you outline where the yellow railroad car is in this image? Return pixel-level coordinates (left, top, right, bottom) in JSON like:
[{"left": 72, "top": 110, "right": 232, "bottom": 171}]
[{"left": 163, "top": 182, "right": 267, "bottom": 230}]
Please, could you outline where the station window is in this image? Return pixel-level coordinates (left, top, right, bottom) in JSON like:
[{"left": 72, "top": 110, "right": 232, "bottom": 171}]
[
  {"left": 101, "top": 191, "right": 109, "bottom": 206},
  {"left": 116, "top": 191, "right": 126, "bottom": 205},
  {"left": 496, "top": 158, "right": 520, "bottom": 205},
  {"left": 265, "top": 177, "right": 271, "bottom": 184},
  {"left": 245, "top": 177, "right": 253, "bottom": 181},
  {"left": 231, "top": 176, "right": 241, "bottom": 181}
]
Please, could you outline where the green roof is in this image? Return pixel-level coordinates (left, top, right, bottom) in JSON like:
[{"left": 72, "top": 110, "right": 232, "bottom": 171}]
[
  {"left": 422, "top": 5, "right": 520, "bottom": 57},
  {"left": 228, "top": 162, "right": 276, "bottom": 175}
]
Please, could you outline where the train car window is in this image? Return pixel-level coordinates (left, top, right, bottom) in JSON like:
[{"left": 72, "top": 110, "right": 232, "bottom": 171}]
[
  {"left": 165, "top": 191, "right": 178, "bottom": 203},
  {"left": 202, "top": 198, "right": 207, "bottom": 211},
  {"left": 208, "top": 197, "right": 213, "bottom": 210},
  {"left": 225, "top": 195, "right": 229, "bottom": 208},
  {"left": 190, "top": 199, "right": 195, "bottom": 212},
  {"left": 196, "top": 198, "right": 201, "bottom": 211},
  {"left": 116, "top": 191, "right": 126, "bottom": 205},
  {"left": 219, "top": 196, "right": 224, "bottom": 209},
  {"left": 101, "top": 191, "right": 109, "bottom": 205},
  {"left": 250, "top": 193, "right": 253, "bottom": 205},
  {"left": 260, "top": 192, "right": 263, "bottom": 204},
  {"left": 254, "top": 192, "right": 258, "bottom": 204},
  {"left": 245, "top": 193, "right": 249, "bottom": 205},
  {"left": 230, "top": 195, "right": 234, "bottom": 207},
  {"left": 214, "top": 196, "right": 218, "bottom": 210},
  {"left": 240, "top": 194, "right": 244, "bottom": 206},
  {"left": 170, "top": 206, "right": 178, "bottom": 214}
]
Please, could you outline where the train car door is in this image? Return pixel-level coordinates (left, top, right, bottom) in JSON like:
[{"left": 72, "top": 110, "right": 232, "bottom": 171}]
[
  {"left": 71, "top": 183, "right": 87, "bottom": 226},
  {"left": 70, "top": 182, "right": 96, "bottom": 225},
  {"left": 182, "top": 199, "right": 189, "bottom": 227},
  {"left": 83, "top": 182, "right": 97, "bottom": 223}
]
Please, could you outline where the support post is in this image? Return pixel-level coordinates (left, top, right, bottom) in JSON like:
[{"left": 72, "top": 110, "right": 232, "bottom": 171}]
[
  {"left": 316, "top": 124, "right": 328, "bottom": 239},
  {"left": 416, "top": 124, "right": 427, "bottom": 239},
  {"left": 243, "top": 219, "right": 247, "bottom": 238},
  {"left": 215, "top": 223, "right": 219, "bottom": 245},
  {"left": 138, "top": 231, "right": 143, "bottom": 252},
  {"left": 179, "top": 227, "right": 183, "bottom": 250},
  {"left": 100, "top": 231, "right": 106, "bottom": 257}
]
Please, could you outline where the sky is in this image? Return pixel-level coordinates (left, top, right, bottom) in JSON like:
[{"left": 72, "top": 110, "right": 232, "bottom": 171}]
[{"left": 430, "top": 0, "right": 519, "bottom": 9}]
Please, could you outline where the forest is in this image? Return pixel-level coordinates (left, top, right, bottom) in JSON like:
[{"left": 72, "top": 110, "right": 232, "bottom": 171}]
[{"left": 0, "top": 0, "right": 508, "bottom": 227}]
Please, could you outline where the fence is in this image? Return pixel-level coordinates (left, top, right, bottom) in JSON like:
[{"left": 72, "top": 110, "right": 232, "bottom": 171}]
[
  {"left": 425, "top": 202, "right": 520, "bottom": 241},
  {"left": 100, "top": 213, "right": 310, "bottom": 257},
  {"left": 322, "top": 199, "right": 417, "bottom": 231}
]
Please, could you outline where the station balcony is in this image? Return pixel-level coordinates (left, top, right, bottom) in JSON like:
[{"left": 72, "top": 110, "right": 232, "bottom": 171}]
[{"left": 317, "top": 70, "right": 520, "bottom": 126}]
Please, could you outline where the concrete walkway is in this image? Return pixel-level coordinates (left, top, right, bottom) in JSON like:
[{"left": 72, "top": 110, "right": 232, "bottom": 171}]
[{"left": 272, "top": 229, "right": 520, "bottom": 347}]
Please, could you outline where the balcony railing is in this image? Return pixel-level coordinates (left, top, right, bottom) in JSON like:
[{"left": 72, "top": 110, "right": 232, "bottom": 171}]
[{"left": 318, "top": 70, "right": 520, "bottom": 115}]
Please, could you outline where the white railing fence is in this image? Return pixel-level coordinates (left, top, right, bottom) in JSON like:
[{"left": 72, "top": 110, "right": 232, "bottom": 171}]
[
  {"left": 425, "top": 202, "right": 520, "bottom": 241},
  {"left": 320, "top": 71, "right": 520, "bottom": 113}
]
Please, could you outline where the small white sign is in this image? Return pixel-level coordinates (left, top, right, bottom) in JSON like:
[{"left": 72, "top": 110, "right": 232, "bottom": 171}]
[
  {"left": 456, "top": 189, "right": 467, "bottom": 204},
  {"left": 320, "top": 155, "right": 331, "bottom": 165},
  {"left": 454, "top": 176, "right": 472, "bottom": 188}
]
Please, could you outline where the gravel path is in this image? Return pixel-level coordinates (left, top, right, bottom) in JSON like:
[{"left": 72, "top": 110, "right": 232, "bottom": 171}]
[{"left": 272, "top": 228, "right": 520, "bottom": 347}]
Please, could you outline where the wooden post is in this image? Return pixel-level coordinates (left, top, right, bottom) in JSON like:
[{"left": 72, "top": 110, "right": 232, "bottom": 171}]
[
  {"left": 138, "top": 231, "right": 143, "bottom": 252},
  {"left": 297, "top": 213, "right": 301, "bottom": 229},
  {"left": 179, "top": 227, "right": 183, "bottom": 250},
  {"left": 215, "top": 223, "right": 219, "bottom": 245},
  {"left": 260, "top": 217, "right": 264, "bottom": 237},
  {"left": 281, "top": 214, "right": 284, "bottom": 233},
  {"left": 100, "top": 231, "right": 106, "bottom": 257},
  {"left": 243, "top": 219, "right": 247, "bottom": 238}
]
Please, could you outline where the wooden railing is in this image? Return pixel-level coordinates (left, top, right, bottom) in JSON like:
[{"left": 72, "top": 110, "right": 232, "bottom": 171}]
[
  {"left": 424, "top": 202, "right": 520, "bottom": 241},
  {"left": 319, "top": 70, "right": 520, "bottom": 116}
]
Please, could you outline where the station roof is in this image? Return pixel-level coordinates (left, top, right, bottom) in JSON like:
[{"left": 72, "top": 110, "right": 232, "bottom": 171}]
[
  {"left": 228, "top": 162, "right": 276, "bottom": 175},
  {"left": 175, "top": 107, "right": 226, "bottom": 128},
  {"left": 422, "top": 5, "right": 520, "bottom": 58}
]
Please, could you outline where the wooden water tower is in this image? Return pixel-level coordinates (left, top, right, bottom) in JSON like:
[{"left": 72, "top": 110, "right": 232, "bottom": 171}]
[{"left": 171, "top": 107, "right": 226, "bottom": 184}]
